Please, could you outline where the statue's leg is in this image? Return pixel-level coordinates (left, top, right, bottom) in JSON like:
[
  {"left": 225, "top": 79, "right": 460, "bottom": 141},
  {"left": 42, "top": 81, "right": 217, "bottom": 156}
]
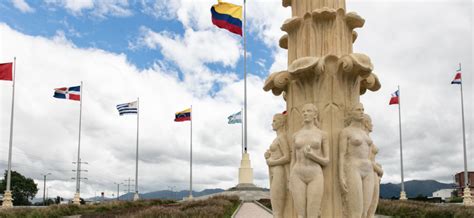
[
  {"left": 307, "top": 173, "right": 324, "bottom": 218},
  {"left": 345, "top": 168, "right": 363, "bottom": 218},
  {"left": 290, "top": 174, "right": 307, "bottom": 218},
  {"left": 271, "top": 167, "right": 286, "bottom": 218},
  {"left": 362, "top": 172, "right": 375, "bottom": 218},
  {"left": 367, "top": 175, "right": 380, "bottom": 218}
]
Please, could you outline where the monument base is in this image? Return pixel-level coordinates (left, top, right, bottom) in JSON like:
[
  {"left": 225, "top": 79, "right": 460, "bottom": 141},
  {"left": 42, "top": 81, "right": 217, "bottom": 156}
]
[
  {"left": 1, "top": 191, "right": 13, "bottom": 208},
  {"left": 133, "top": 192, "right": 140, "bottom": 201},
  {"left": 238, "top": 153, "right": 253, "bottom": 184},
  {"left": 399, "top": 191, "right": 407, "bottom": 200},
  {"left": 72, "top": 192, "right": 81, "bottom": 205},
  {"left": 463, "top": 187, "right": 473, "bottom": 206}
]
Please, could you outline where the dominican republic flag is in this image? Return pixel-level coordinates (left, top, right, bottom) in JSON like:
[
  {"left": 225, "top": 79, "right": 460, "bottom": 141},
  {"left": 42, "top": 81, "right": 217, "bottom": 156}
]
[
  {"left": 389, "top": 90, "right": 399, "bottom": 105},
  {"left": 116, "top": 101, "right": 138, "bottom": 116},
  {"left": 53, "top": 86, "right": 81, "bottom": 101}
]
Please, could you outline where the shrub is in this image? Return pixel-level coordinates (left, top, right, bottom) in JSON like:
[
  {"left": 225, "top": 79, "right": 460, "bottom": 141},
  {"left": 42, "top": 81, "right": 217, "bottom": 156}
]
[{"left": 376, "top": 199, "right": 474, "bottom": 218}]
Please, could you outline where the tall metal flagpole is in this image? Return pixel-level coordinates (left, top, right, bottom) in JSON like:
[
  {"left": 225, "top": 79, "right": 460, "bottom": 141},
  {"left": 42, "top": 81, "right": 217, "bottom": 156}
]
[
  {"left": 73, "top": 81, "right": 83, "bottom": 205},
  {"left": 189, "top": 105, "right": 193, "bottom": 199},
  {"left": 398, "top": 85, "right": 407, "bottom": 200},
  {"left": 133, "top": 98, "right": 140, "bottom": 201},
  {"left": 243, "top": 0, "right": 248, "bottom": 154},
  {"left": 457, "top": 63, "right": 472, "bottom": 205},
  {"left": 2, "top": 57, "right": 16, "bottom": 208},
  {"left": 241, "top": 108, "right": 244, "bottom": 155}
]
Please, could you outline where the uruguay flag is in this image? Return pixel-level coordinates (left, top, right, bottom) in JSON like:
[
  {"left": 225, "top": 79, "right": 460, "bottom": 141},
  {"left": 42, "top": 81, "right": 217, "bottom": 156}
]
[{"left": 53, "top": 86, "right": 81, "bottom": 101}]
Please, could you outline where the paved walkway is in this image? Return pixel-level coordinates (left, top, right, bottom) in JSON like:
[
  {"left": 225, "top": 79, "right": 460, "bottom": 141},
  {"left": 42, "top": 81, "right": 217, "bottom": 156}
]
[{"left": 234, "top": 202, "right": 272, "bottom": 218}]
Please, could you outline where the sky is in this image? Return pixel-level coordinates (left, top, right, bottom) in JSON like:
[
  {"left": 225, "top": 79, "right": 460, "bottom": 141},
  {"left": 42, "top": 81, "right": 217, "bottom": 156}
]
[{"left": 0, "top": 0, "right": 472, "bottom": 200}]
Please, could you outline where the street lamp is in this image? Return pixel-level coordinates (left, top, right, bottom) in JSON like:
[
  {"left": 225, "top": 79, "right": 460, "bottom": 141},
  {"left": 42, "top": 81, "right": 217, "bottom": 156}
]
[
  {"left": 114, "top": 182, "right": 125, "bottom": 201},
  {"left": 41, "top": 173, "right": 52, "bottom": 206}
]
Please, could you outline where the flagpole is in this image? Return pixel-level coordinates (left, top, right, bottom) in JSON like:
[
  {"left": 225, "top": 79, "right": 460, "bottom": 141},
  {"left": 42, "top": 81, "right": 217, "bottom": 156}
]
[
  {"left": 457, "top": 63, "right": 472, "bottom": 205},
  {"left": 189, "top": 105, "right": 193, "bottom": 199},
  {"left": 73, "top": 81, "right": 83, "bottom": 205},
  {"left": 2, "top": 57, "right": 16, "bottom": 208},
  {"left": 398, "top": 85, "right": 407, "bottom": 200},
  {"left": 134, "top": 97, "right": 140, "bottom": 201},
  {"left": 243, "top": 0, "right": 248, "bottom": 154},
  {"left": 241, "top": 108, "right": 244, "bottom": 155}
]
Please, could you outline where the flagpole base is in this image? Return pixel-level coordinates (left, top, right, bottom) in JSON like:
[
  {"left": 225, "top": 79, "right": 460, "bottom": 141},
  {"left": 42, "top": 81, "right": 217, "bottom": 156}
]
[
  {"left": 399, "top": 191, "right": 407, "bottom": 200},
  {"left": 1, "top": 191, "right": 13, "bottom": 208},
  {"left": 133, "top": 192, "right": 140, "bottom": 201},
  {"left": 72, "top": 192, "right": 81, "bottom": 205},
  {"left": 463, "top": 187, "right": 473, "bottom": 206}
]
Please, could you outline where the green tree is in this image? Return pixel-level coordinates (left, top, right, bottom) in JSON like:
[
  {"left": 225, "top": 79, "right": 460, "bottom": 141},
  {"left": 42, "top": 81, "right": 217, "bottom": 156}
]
[{"left": 0, "top": 170, "right": 38, "bottom": 205}]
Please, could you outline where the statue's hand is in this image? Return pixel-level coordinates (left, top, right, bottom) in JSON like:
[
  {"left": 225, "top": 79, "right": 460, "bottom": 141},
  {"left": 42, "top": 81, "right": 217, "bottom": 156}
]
[
  {"left": 264, "top": 150, "right": 271, "bottom": 159},
  {"left": 303, "top": 145, "right": 311, "bottom": 156},
  {"left": 340, "top": 175, "right": 348, "bottom": 193}
]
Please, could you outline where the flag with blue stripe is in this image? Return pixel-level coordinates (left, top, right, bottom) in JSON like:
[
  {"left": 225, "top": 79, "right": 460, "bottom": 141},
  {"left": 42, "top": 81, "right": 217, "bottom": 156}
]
[{"left": 116, "top": 101, "right": 138, "bottom": 116}]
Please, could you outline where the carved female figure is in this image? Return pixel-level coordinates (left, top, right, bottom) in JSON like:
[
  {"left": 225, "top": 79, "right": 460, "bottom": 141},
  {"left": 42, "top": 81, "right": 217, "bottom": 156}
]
[
  {"left": 363, "top": 114, "right": 383, "bottom": 218},
  {"left": 339, "top": 103, "right": 374, "bottom": 218},
  {"left": 265, "top": 113, "right": 291, "bottom": 218},
  {"left": 290, "top": 103, "right": 329, "bottom": 218}
]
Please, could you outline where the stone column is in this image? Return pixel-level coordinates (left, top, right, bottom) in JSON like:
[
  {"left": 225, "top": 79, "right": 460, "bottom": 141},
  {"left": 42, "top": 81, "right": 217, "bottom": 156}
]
[{"left": 264, "top": 0, "right": 380, "bottom": 217}]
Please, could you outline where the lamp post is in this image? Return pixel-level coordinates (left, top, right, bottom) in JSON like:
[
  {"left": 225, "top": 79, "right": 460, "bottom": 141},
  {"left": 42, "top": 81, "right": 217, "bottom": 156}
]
[{"left": 41, "top": 173, "right": 52, "bottom": 206}]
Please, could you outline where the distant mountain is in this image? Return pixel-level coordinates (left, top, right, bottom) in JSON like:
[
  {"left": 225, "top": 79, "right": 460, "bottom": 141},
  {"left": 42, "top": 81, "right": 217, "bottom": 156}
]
[
  {"left": 117, "top": 188, "right": 226, "bottom": 201},
  {"left": 380, "top": 180, "right": 456, "bottom": 199}
]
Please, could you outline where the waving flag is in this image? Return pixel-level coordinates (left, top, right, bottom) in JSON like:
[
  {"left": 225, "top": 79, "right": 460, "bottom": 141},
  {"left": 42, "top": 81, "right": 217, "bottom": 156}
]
[
  {"left": 389, "top": 90, "right": 399, "bottom": 105},
  {"left": 0, "top": 63, "right": 13, "bottom": 81},
  {"left": 54, "top": 86, "right": 81, "bottom": 101},
  {"left": 228, "top": 111, "right": 242, "bottom": 124},
  {"left": 116, "top": 101, "right": 138, "bottom": 116},
  {"left": 175, "top": 108, "right": 192, "bottom": 122},
  {"left": 211, "top": 1, "right": 243, "bottom": 36}
]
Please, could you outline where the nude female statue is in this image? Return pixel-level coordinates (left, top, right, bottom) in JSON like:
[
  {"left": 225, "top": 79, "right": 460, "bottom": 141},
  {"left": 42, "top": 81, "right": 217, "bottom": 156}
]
[
  {"left": 363, "top": 114, "right": 383, "bottom": 218},
  {"left": 265, "top": 113, "right": 291, "bottom": 218},
  {"left": 339, "top": 103, "right": 374, "bottom": 218},
  {"left": 290, "top": 103, "right": 329, "bottom": 218}
]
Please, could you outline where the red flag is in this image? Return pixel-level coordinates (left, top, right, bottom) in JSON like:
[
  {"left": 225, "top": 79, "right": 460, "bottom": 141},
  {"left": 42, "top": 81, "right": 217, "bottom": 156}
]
[
  {"left": 389, "top": 90, "right": 399, "bottom": 105},
  {"left": 0, "top": 63, "right": 13, "bottom": 81}
]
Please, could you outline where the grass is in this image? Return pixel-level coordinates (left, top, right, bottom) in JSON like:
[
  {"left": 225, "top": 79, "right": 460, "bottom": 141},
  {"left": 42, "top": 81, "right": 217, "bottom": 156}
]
[
  {"left": 377, "top": 199, "right": 474, "bottom": 218},
  {"left": 0, "top": 196, "right": 240, "bottom": 218}
]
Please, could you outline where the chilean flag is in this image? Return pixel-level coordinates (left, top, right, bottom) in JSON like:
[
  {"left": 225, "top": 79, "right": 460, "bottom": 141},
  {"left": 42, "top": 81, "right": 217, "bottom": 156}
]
[
  {"left": 54, "top": 86, "right": 81, "bottom": 101},
  {"left": 389, "top": 90, "right": 399, "bottom": 105},
  {"left": 451, "top": 72, "right": 461, "bottom": 84}
]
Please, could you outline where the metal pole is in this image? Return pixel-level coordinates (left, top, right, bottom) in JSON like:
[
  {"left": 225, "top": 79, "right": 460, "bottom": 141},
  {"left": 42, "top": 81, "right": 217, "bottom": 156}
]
[
  {"left": 459, "top": 67, "right": 469, "bottom": 188},
  {"left": 6, "top": 57, "right": 16, "bottom": 195},
  {"left": 189, "top": 105, "right": 193, "bottom": 198},
  {"left": 117, "top": 183, "right": 119, "bottom": 201},
  {"left": 243, "top": 0, "right": 248, "bottom": 154},
  {"left": 398, "top": 85, "right": 406, "bottom": 198},
  {"left": 135, "top": 98, "right": 139, "bottom": 198},
  {"left": 43, "top": 175, "right": 46, "bottom": 205},
  {"left": 76, "top": 81, "right": 83, "bottom": 196},
  {"left": 241, "top": 108, "right": 244, "bottom": 155}
]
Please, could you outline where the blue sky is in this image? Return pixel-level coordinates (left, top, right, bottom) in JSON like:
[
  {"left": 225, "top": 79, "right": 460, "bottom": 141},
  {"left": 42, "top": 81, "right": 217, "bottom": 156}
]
[{"left": 0, "top": 0, "right": 272, "bottom": 79}]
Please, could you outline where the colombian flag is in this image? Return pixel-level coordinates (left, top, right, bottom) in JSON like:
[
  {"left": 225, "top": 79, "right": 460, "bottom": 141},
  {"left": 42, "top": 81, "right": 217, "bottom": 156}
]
[
  {"left": 175, "top": 108, "right": 192, "bottom": 122},
  {"left": 211, "top": 1, "right": 243, "bottom": 36}
]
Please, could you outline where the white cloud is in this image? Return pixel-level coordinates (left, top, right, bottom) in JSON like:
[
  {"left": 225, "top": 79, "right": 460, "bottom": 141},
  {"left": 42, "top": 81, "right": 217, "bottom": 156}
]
[
  {"left": 45, "top": 0, "right": 132, "bottom": 18},
  {"left": 11, "top": 0, "right": 34, "bottom": 13}
]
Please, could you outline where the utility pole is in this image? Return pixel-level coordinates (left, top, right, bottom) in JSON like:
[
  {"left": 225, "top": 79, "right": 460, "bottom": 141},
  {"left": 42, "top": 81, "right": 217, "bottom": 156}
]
[
  {"left": 124, "top": 178, "right": 135, "bottom": 200},
  {"left": 114, "top": 182, "right": 124, "bottom": 201},
  {"left": 42, "top": 173, "right": 51, "bottom": 206},
  {"left": 71, "top": 160, "right": 88, "bottom": 204}
]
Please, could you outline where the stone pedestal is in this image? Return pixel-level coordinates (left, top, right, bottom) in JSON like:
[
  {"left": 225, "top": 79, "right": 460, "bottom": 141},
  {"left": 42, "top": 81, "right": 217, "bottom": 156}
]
[
  {"left": 463, "top": 187, "right": 473, "bottom": 206},
  {"left": 133, "top": 192, "right": 140, "bottom": 201},
  {"left": 1, "top": 191, "right": 13, "bottom": 208},
  {"left": 399, "top": 191, "right": 407, "bottom": 201},
  {"left": 238, "top": 153, "right": 254, "bottom": 185},
  {"left": 72, "top": 192, "right": 81, "bottom": 205}
]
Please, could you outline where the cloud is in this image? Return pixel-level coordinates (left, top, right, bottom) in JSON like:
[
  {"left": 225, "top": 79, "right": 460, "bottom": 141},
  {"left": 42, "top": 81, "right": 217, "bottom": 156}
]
[
  {"left": 44, "top": 0, "right": 132, "bottom": 18},
  {"left": 11, "top": 0, "right": 34, "bottom": 13}
]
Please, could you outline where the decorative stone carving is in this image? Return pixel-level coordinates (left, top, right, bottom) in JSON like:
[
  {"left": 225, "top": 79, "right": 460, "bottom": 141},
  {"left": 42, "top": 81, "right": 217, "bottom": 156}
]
[
  {"left": 339, "top": 103, "right": 374, "bottom": 218},
  {"left": 265, "top": 1, "right": 382, "bottom": 216},
  {"left": 290, "top": 103, "right": 329, "bottom": 218},
  {"left": 1, "top": 190, "right": 13, "bottom": 208},
  {"left": 364, "top": 114, "right": 383, "bottom": 218},
  {"left": 265, "top": 113, "right": 291, "bottom": 218}
]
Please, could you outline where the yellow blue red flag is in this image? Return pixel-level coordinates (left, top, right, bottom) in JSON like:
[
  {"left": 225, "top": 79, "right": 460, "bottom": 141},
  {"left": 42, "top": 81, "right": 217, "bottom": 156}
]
[
  {"left": 175, "top": 108, "right": 192, "bottom": 122},
  {"left": 211, "top": 0, "right": 242, "bottom": 36}
]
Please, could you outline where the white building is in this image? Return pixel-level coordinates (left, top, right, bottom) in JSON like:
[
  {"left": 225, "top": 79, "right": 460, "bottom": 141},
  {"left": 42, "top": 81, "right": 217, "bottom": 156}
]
[{"left": 432, "top": 188, "right": 455, "bottom": 200}]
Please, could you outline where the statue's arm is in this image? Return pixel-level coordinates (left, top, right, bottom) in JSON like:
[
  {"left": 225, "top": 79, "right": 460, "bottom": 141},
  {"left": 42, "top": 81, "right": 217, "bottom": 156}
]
[
  {"left": 305, "top": 133, "right": 330, "bottom": 166},
  {"left": 339, "top": 130, "right": 348, "bottom": 193},
  {"left": 373, "top": 162, "right": 383, "bottom": 177},
  {"left": 267, "top": 135, "right": 291, "bottom": 166}
]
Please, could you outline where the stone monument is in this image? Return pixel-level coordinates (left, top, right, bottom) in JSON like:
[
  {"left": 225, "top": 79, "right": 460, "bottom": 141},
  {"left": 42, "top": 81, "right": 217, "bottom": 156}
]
[{"left": 264, "top": 0, "right": 381, "bottom": 217}]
